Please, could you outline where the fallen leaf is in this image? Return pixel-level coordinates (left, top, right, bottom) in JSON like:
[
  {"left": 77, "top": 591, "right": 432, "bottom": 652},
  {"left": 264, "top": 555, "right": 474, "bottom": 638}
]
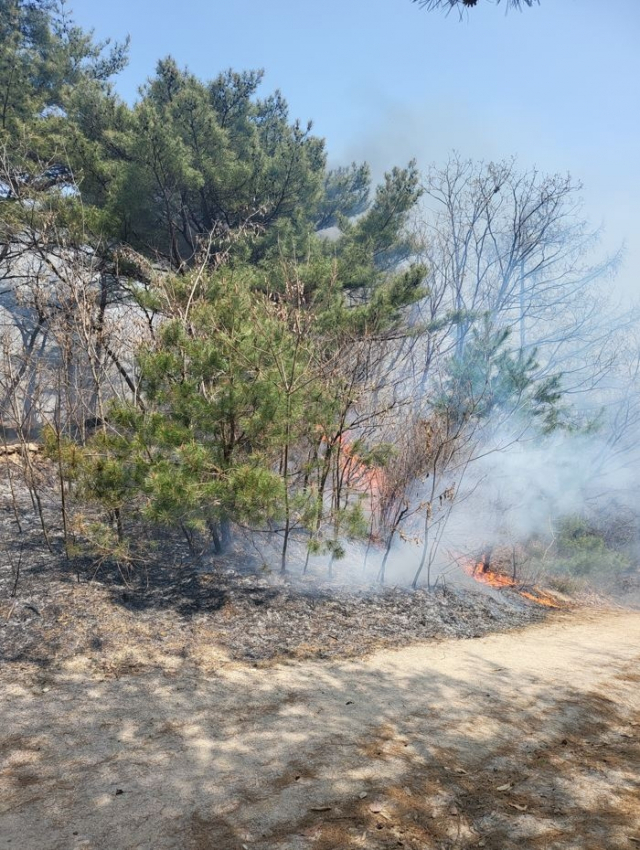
[{"left": 300, "top": 826, "right": 322, "bottom": 839}]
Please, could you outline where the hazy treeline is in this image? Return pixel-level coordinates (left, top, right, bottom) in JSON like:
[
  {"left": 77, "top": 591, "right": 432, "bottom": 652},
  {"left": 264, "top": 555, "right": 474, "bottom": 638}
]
[{"left": 1, "top": 1, "right": 637, "bottom": 585}]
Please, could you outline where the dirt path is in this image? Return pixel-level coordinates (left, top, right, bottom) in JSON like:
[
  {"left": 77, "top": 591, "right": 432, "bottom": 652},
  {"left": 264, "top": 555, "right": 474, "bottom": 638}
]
[{"left": 1, "top": 609, "right": 639, "bottom": 850}]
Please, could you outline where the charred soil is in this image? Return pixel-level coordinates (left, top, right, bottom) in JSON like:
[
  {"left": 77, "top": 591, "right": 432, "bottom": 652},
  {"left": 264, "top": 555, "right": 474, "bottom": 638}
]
[{"left": 0, "top": 512, "right": 556, "bottom": 676}]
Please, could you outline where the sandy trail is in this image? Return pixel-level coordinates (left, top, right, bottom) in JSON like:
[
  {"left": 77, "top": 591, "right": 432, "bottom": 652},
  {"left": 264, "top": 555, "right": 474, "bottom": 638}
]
[{"left": 1, "top": 609, "right": 639, "bottom": 850}]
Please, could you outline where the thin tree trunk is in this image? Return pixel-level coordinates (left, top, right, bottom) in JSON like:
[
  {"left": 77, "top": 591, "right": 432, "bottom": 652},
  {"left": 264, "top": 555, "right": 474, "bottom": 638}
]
[
  {"left": 377, "top": 532, "right": 394, "bottom": 585},
  {"left": 413, "top": 511, "right": 431, "bottom": 590}
]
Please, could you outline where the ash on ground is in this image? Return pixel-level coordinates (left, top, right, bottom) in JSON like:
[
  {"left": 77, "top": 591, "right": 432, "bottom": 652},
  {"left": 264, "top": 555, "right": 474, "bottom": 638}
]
[{"left": 1, "top": 526, "right": 554, "bottom": 677}]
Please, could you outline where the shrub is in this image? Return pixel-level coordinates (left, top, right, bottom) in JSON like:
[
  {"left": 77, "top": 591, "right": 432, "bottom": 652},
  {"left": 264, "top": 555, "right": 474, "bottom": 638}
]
[{"left": 553, "top": 515, "right": 630, "bottom": 577}]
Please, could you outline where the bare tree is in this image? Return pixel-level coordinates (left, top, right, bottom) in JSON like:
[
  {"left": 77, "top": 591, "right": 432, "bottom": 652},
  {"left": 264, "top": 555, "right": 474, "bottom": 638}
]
[
  {"left": 413, "top": 0, "right": 539, "bottom": 13},
  {"left": 411, "top": 156, "right": 624, "bottom": 397}
]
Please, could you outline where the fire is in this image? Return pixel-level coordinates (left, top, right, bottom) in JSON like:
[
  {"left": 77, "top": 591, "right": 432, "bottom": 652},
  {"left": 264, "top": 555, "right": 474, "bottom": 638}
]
[
  {"left": 318, "top": 430, "right": 384, "bottom": 503},
  {"left": 338, "top": 437, "right": 383, "bottom": 499},
  {"left": 463, "top": 551, "right": 563, "bottom": 609}
]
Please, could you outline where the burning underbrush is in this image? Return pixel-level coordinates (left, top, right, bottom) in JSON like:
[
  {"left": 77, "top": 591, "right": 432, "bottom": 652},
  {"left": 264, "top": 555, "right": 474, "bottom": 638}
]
[
  {"left": 457, "top": 519, "right": 640, "bottom": 613},
  {"left": 1, "top": 529, "right": 556, "bottom": 677},
  {"left": 461, "top": 547, "right": 566, "bottom": 609},
  {"left": 2, "top": 479, "right": 628, "bottom": 679}
]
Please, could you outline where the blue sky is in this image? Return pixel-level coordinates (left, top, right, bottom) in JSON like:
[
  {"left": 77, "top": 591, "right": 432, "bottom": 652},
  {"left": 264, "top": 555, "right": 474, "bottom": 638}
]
[{"left": 70, "top": 0, "right": 639, "bottom": 300}]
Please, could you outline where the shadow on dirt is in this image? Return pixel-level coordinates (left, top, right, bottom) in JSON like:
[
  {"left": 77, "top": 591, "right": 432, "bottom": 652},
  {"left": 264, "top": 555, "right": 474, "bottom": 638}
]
[{"left": 1, "top": 624, "right": 639, "bottom": 850}]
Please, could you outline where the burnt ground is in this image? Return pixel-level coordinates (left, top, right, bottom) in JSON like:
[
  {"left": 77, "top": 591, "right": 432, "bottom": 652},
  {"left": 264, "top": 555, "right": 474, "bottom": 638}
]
[
  {"left": 2, "top": 460, "right": 630, "bottom": 677},
  {"left": 0, "top": 462, "right": 569, "bottom": 675},
  {"left": 1, "top": 531, "right": 552, "bottom": 676}
]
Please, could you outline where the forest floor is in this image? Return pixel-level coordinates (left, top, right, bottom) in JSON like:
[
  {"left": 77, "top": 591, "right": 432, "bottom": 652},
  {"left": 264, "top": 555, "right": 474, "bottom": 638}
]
[{"left": 1, "top": 602, "right": 639, "bottom": 850}]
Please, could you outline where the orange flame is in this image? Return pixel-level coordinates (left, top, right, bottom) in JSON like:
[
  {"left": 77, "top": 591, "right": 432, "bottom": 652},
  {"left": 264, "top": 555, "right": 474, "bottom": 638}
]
[
  {"left": 338, "top": 436, "right": 383, "bottom": 499},
  {"left": 462, "top": 555, "right": 562, "bottom": 608}
]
